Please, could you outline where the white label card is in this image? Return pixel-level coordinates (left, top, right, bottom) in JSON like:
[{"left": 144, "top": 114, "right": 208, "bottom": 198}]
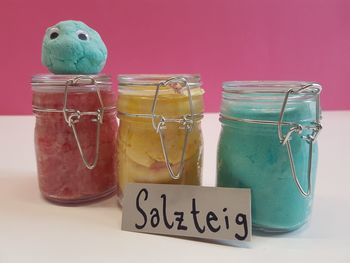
[{"left": 121, "top": 183, "right": 251, "bottom": 242}]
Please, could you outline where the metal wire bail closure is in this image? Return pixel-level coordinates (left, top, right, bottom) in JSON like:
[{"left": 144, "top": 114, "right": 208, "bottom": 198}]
[
  {"left": 63, "top": 76, "right": 105, "bottom": 170},
  {"left": 151, "top": 77, "right": 194, "bottom": 180},
  {"left": 277, "top": 84, "right": 322, "bottom": 197}
]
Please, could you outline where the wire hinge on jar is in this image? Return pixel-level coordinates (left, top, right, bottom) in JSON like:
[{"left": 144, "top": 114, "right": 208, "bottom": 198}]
[
  {"left": 151, "top": 77, "right": 195, "bottom": 180},
  {"left": 278, "top": 84, "right": 322, "bottom": 197},
  {"left": 63, "top": 76, "right": 105, "bottom": 170}
]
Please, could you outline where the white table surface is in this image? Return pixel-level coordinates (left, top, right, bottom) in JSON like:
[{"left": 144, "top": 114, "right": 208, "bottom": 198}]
[{"left": 0, "top": 112, "right": 349, "bottom": 263}]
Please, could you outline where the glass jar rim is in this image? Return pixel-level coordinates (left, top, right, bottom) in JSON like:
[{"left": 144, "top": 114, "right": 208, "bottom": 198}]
[
  {"left": 118, "top": 74, "right": 201, "bottom": 88},
  {"left": 223, "top": 81, "right": 321, "bottom": 95},
  {"left": 31, "top": 74, "right": 112, "bottom": 92}
]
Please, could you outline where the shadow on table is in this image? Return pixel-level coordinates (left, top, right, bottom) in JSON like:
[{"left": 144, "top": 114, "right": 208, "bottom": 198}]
[
  {"left": 0, "top": 171, "right": 118, "bottom": 208},
  {"left": 0, "top": 171, "right": 40, "bottom": 203},
  {"left": 251, "top": 194, "right": 347, "bottom": 240},
  {"left": 1, "top": 172, "right": 345, "bottom": 241},
  {"left": 0, "top": 170, "right": 122, "bottom": 230}
]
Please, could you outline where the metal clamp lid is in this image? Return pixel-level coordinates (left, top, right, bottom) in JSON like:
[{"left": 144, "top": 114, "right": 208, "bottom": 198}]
[
  {"left": 61, "top": 76, "right": 105, "bottom": 170},
  {"left": 277, "top": 84, "right": 322, "bottom": 196},
  {"left": 32, "top": 76, "right": 114, "bottom": 170},
  {"left": 151, "top": 77, "right": 195, "bottom": 180}
]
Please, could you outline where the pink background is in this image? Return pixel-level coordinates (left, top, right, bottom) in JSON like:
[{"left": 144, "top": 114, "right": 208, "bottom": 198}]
[{"left": 1, "top": 0, "right": 349, "bottom": 114}]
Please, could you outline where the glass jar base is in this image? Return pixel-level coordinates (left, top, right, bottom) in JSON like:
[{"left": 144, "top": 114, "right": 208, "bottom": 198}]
[
  {"left": 253, "top": 221, "right": 307, "bottom": 234},
  {"left": 41, "top": 186, "right": 118, "bottom": 205}
]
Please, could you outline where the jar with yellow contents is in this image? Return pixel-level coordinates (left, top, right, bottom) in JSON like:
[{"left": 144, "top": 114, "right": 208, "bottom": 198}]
[{"left": 116, "top": 75, "right": 204, "bottom": 202}]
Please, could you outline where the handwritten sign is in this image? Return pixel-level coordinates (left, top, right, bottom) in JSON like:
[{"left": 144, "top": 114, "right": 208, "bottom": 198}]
[{"left": 121, "top": 183, "right": 251, "bottom": 241}]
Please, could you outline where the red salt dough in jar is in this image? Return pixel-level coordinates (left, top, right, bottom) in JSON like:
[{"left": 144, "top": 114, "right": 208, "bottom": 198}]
[{"left": 32, "top": 75, "right": 118, "bottom": 204}]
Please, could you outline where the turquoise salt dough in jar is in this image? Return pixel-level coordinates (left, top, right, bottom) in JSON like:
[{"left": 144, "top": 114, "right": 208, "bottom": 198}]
[{"left": 217, "top": 81, "right": 322, "bottom": 232}]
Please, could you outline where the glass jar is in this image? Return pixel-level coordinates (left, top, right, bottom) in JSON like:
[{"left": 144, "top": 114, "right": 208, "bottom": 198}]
[
  {"left": 32, "top": 75, "right": 118, "bottom": 204},
  {"left": 217, "top": 81, "right": 322, "bottom": 232},
  {"left": 117, "top": 74, "right": 204, "bottom": 201}
]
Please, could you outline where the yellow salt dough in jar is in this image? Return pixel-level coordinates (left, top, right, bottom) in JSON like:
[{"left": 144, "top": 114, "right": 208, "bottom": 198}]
[{"left": 116, "top": 76, "right": 204, "bottom": 198}]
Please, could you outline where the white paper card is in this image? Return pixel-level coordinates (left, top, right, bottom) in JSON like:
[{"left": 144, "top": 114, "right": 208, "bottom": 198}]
[{"left": 122, "top": 183, "right": 251, "bottom": 241}]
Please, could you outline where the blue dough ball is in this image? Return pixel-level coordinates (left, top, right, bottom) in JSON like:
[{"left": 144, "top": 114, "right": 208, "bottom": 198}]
[{"left": 42, "top": 20, "right": 107, "bottom": 74}]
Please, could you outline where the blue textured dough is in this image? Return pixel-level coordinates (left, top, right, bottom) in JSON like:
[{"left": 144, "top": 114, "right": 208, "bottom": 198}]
[{"left": 42, "top": 20, "right": 107, "bottom": 74}]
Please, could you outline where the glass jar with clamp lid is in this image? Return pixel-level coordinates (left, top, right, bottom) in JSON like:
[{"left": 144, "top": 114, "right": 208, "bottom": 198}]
[
  {"left": 32, "top": 74, "right": 118, "bottom": 204},
  {"left": 217, "top": 81, "right": 322, "bottom": 232},
  {"left": 117, "top": 74, "right": 204, "bottom": 202}
]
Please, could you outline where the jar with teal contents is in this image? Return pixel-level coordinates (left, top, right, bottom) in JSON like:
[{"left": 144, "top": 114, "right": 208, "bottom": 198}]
[{"left": 217, "top": 81, "right": 322, "bottom": 232}]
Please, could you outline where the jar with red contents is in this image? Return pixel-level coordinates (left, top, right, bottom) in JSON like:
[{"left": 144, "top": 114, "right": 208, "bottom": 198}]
[{"left": 31, "top": 75, "right": 118, "bottom": 204}]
